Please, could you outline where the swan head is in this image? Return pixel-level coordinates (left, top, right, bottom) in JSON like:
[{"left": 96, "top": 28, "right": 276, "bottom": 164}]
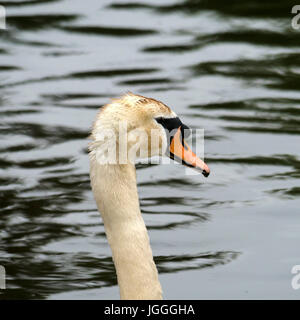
[{"left": 89, "top": 92, "right": 210, "bottom": 177}]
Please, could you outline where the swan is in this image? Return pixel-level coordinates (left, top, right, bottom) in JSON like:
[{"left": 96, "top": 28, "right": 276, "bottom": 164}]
[{"left": 89, "top": 93, "right": 210, "bottom": 300}]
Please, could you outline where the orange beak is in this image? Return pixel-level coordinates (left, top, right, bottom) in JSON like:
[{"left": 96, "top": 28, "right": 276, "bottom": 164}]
[{"left": 169, "top": 127, "right": 210, "bottom": 177}]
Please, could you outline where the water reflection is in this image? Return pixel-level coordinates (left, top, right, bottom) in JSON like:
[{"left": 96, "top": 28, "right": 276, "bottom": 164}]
[
  {"left": 62, "top": 25, "right": 158, "bottom": 36},
  {"left": 109, "top": 0, "right": 295, "bottom": 18},
  {"left": 155, "top": 251, "right": 240, "bottom": 274}
]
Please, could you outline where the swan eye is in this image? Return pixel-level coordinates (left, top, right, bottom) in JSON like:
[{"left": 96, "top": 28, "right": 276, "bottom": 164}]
[{"left": 155, "top": 117, "right": 191, "bottom": 138}]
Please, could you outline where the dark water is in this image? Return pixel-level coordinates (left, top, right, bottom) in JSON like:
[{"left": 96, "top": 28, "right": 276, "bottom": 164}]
[{"left": 0, "top": 0, "right": 299, "bottom": 299}]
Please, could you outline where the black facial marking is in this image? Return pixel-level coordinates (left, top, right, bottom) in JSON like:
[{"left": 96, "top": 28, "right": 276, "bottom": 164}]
[
  {"left": 155, "top": 116, "right": 191, "bottom": 140},
  {"left": 155, "top": 117, "right": 182, "bottom": 132}
]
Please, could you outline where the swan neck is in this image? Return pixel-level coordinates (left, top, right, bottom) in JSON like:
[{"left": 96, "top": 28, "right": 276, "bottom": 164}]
[{"left": 90, "top": 161, "right": 162, "bottom": 299}]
